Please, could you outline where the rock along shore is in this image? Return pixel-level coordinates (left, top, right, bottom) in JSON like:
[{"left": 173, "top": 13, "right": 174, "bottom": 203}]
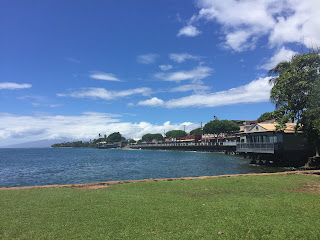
[{"left": 1, "top": 170, "right": 319, "bottom": 190}]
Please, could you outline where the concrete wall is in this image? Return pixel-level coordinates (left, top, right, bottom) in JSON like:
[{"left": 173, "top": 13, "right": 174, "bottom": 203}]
[{"left": 130, "top": 144, "right": 236, "bottom": 153}]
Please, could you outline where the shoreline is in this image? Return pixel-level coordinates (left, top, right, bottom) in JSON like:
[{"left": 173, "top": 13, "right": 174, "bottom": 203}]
[{"left": 1, "top": 170, "right": 319, "bottom": 190}]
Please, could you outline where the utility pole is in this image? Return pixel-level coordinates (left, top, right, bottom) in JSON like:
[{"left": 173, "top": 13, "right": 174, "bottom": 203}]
[{"left": 201, "top": 122, "right": 203, "bottom": 135}]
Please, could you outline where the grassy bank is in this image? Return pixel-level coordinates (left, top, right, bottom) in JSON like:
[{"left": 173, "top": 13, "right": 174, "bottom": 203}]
[{"left": 1, "top": 174, "right": 320, "bottom": 239}]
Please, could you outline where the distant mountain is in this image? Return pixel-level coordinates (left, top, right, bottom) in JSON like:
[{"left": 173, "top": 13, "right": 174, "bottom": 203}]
[{"left": 0, "top": 138, "right": 73, "bottom": 148}]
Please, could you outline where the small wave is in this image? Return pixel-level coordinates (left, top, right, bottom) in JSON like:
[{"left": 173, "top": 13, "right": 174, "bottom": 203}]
[{"left": 42, "top": 169, "right": 65, "bottom": 174}]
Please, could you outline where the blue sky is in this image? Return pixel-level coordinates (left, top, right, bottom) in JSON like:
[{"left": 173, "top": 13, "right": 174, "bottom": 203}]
[{"left": 1, "top": 0, "right": 320, "bottom": 146}]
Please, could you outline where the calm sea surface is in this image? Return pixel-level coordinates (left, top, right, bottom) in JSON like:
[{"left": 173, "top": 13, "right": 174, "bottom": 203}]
[{"left": 0, "top": 148, "right": 284, "bottom": 187}]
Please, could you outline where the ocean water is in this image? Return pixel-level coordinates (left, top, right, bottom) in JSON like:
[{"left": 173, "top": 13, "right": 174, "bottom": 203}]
[{"left": 0, "top": 148, "right": 283, "bottom": 187}]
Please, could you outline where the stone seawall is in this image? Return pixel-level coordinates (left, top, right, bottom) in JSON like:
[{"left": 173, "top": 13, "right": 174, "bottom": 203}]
[
  {"left": 1, "top": 170, "right": 319, "bottom": 190},
  {"left": 128, "top": 144, "right": 236, "bottom": 153}
]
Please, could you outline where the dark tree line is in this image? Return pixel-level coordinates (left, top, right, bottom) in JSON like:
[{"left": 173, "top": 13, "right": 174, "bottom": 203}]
[
  {"left": 51, "top": 141, "right": 93, "bottom": 148},
  {"left": 51, "top": 132, "right": 126, "bottom": 148},
  {"left": 140, "top": 120, "right": 239, "bottom": 143},
  {"left": 142, "top": 133, "right": 164, "bottom": 142}
]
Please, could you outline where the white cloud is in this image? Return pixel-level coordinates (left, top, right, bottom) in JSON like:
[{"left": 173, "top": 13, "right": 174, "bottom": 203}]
[
  {"left": 189, "top": 0, "right": 320, "bottom": 51},
  {"left": 49, "top": 104, "right": 62, "bottom": 108},
  {"left": 170, "top": 84, "right": 210, "bottom": 93},
  {"left": 137, "top": 77, "right": 273, "bottom": 108},
  {"left": 196, "top": 0, "right": 277, "bottom": 29},
  {"left": 0, "top": 82, "right": 32, "bottom": 90},
  {"left": 17, "top": 95, "right": 61, "bottom": 108},
  {"left": 169, "top": 53, "right": 201, "bottom": 63},
  {"left": 31, "top": 103, "right": 62, "bottom": 108},
  {"left": 0, "top": 112, "right": 200, "bottom": 146},
  {"left": 137, "top": 97, "right": 164, "bottom": 107},
  {"left": 268, "top": 0, "right": 320, "bottom": 48},
  {"left": 154, "top": 66, "right": 212, "bottom": 82},
  {"left": 159, "top": 65, "right": 173, "bottom": 71},
  {"left": 259, "top": 47, "right": 297, "bottom": 70},
  {"left": 57, "top": 87, "right": 152, "bottom": 100},
  {"left": 89, "top": 72, "right": 121, "bottom": 82},
  {"left": 18, "top": 95, "right": 44, "bottom": 101},
  {"left": 137, "top": 54, "right": 159, "bottom": 64},
  {"left": 177, "top": 25, "right": 201, "bottom": 37},
  {"left": 225, "top": 30, "right": 257, "bottom": 52}
]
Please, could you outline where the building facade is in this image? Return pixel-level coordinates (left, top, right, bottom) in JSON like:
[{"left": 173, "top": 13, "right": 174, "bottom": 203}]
[{"left": 236, "top": 122, "right": 313, "bottom": 166}]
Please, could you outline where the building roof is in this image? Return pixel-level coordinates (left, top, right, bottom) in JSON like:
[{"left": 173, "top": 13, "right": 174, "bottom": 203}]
[
  {"left": 245, "top": 120, "right": 259, "bottom": 125},
  {"left": 243, "top": 123, "right": 300, "bottom": 134}
]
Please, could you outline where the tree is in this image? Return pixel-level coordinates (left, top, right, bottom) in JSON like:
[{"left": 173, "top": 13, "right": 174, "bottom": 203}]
[
  {"left": 203, "top": 120, "right": 222, "bottom": 144},
  {"left": 142, "top": 133, "right": 164, "bottom": 142},
  {"left": 203, "top": 120, "right": 239, "bottom": 142},
  {"left": 51, "top": 141, "right": 92, "bottom": 148},
  {"left": 142, "top": 134, "right": 153, "bottom": 142},
  {"left": 203, "top": 120, "right": 220, "bottom": 135},
  {"left": 257, "top": 112, "right": 275, "bottom": 122},
  {"left": 107, "top": 132, "right": 124, "bottom": 142},
  {"left": 269, "top": 50, "right": 320, "bottom": 156},
  {"left": 153, "top": 134, "right": 164, "bottom": 141},
  {"left": 128, "top": 139, "right": 136, "bottom": 144},
  {"left": 224, "top": 120, "right": 240, "bottom": 134},
  {"left": 190, "top": 128, "right": 202, "bottom": 135},
  {"left": 165, "top": 130, "right": 187, "bottom": 138}
]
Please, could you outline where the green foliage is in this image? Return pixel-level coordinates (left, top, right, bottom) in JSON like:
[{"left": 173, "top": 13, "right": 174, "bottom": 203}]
[
  {"left": 203, "top": 120, "right": 239, "bottom": 135},
  {"left": 107, "top": 132, "right": 124, "bottom": 142},
  {"left": 222, "top": 120, "right": 240, "bottom": 133},
  {"left": 257, "top": 112, "right": 275, "bottom": 122},
  {"left": 142, "top": 133, "right": 164, "bottom": 142},
  {"left": 51, "top": 141, "right": 92, "bottom": 148},
  {"left": 189, "top": 128, "right": 202, "bottom": 135},
  {"left": 269, "top": 50, "right": 320, "bottom": 154},
  {"left": 51, "top": 132, "right": 127, "bottom": 147},
  {"left": 165, "top": 130, "right": 187, "bottom": 138},
  {"left": 128, "top": 139, "right": 136, "bottom": 144},
  {"left": 1, "top": 175, "right": 320, "bottom": 239},
  {"left": 92, "top": 138, "right": 105, "bottom": 144},
  {"left": 203, "top": 120, "right": 220, "bottom": 134}
]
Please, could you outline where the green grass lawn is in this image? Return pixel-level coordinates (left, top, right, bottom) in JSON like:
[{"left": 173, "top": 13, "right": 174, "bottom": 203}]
[{"left": 1, "top": 174, "right": 320, "bottom": 239}]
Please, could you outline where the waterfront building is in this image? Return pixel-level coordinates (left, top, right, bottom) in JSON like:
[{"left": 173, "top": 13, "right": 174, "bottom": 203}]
[{"left": 236, "top": 122, "right": 313, "bottom": 165}]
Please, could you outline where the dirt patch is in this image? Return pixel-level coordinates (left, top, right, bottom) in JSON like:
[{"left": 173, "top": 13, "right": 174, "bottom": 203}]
[
  {"left": 70, "top": 182, "right": 111, "bottom": 190},
  {"left": 291, "top": 181, "right": 320, "bottom": 194},
  {"left": 1, "top": 170, "right": 320, "bottom": 191}
]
